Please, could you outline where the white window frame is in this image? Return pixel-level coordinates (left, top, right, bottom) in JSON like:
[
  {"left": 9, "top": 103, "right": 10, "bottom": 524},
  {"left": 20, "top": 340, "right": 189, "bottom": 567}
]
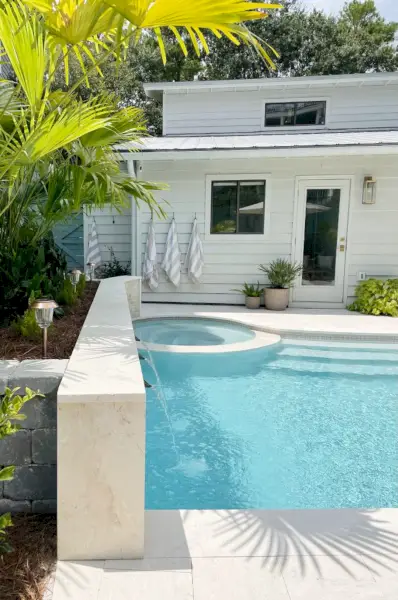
[
  {"left": 205, "top": 173, "right": 270, "bottom": 241},
  {"left": 260, "top": 96, "right": 330, "bottom": 132}
]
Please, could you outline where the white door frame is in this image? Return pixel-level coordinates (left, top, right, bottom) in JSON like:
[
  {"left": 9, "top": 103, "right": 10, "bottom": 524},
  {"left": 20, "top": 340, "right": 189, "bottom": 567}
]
[{"left": 291, "top": 176, "right": 352, "bottom": 305}]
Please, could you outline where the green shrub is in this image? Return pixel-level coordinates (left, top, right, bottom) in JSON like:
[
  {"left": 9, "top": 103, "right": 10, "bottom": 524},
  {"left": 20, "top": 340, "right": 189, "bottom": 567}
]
[
  {"left": 0, "top": 233, "right": 67, "bottom": 324},
  {"left": 348, "top": 279, "right": 398, "bottom": 317},
  {"left": 259, "top": 259, "right": 303, "bottom": 289},
  {"left": 96, "top": 248, "right": 131, "bottom": 278},
  {"left": 56, "top": 278, "right": 77, "bottom": 307},
  {"left": 76, "top": 273, "right": 86, "bottom": 298},
  {"left": 0, "top": 386, "right": 43, "bottom": 554},
  {"left": 232, "top": 282, "right": 263, "bottom": 297},
  {"left": 11, "top": 308, "right": 42, "bottom": 341}
]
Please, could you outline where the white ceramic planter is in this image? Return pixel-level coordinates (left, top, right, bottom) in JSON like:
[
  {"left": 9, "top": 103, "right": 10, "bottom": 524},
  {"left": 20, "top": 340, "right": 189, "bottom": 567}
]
[
  {"left": 245, "top": 296, "right": 261, "bottom": 309},
  {"left": 264, "top": 288, "right": 289, "bottom": 311}
]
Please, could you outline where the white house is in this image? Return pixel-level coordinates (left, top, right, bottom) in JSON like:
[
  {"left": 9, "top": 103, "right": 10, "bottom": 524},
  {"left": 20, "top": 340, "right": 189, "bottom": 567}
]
[{"left": 86, "top": 72, "right": 398, "bottom": 308}]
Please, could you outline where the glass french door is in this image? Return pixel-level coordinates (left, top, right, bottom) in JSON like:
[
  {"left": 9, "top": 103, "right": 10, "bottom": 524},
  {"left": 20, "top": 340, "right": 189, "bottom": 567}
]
[{"left": 293, "top": 179, "right": 350, "bottom": 303}]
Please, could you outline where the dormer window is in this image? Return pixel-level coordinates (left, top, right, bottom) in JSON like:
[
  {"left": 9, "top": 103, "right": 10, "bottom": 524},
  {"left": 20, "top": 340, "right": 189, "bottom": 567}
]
[{"left": 265, "top": 101, "right": 326, "bottom": 127}]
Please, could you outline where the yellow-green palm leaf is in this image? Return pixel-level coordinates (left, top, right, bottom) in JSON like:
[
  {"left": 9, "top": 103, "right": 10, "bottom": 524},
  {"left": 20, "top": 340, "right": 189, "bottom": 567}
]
[
  {"left": 0, "top": 1, "right": 48, "bottom": 113},
  {"left": 24, "top": 0, "right": 281, "bottom": 66}
]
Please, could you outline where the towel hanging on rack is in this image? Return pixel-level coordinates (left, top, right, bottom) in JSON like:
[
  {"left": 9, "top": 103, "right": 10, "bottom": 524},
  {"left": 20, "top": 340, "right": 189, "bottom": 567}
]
[
  {"left": 86, "top": 217, "right": 102, "bottom": 270},
  {"left": 185, "top": 218, "right": 204, "bottom": 283},
  {"left": 143, "top": 220, "right": 159, "bottom": 291},
  {"left": 162, "top": 218, "right": 181, "bottom": 287}
]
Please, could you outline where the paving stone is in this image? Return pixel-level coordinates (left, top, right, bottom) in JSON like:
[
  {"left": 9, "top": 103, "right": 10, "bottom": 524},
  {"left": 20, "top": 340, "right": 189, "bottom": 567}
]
[
  {"left": 32, "top": 429, "right": 57, "bottom": 464},
  {"left": 4, "top": 465, "right": 56, "bottom": 501},
  {"left": 0, "top": 430, "right": 31, "bottom": 465},
  {"left": 0, "top": 499, "right": 31, "bottom": 513},
  {"left": 20, "top": 396, "right": 57, "bottom": 429},
  {"left": 32, "top": 499, "right": 57, "bottom": 514}
]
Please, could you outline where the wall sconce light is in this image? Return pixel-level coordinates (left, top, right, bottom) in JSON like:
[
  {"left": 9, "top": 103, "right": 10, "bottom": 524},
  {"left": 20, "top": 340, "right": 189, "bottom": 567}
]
[
  {"left": 31, "top": 299, "right": 58, "bottom": 359},
  {"left": 363, "top": 176, "right": 376, "bottom": 205}
]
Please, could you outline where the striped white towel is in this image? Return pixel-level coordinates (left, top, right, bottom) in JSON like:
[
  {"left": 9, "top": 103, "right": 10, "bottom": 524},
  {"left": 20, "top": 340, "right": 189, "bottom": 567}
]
[
  {"left": 185, "top": 218, "right": 204, "bottom": 283},
  {"left": 162, "top": 218, "right": 181, "bottom": 287},
  {"left": 86, "top": 218, "right": 101, "bottom": 267},
  {"left": 143, "top": 220, "right": 159, "bottom": 291}
]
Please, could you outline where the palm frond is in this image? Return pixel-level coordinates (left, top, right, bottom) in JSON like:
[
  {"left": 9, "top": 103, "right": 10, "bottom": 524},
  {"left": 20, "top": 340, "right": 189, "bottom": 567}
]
[
  {"left": 13, "top": 97, "right": 114, "bottom": 164},
  {"left": 79, "top": 104, "right": 147, "bottom": 148},
  {"left": 24, "top": 0, "right": 282, "bottom": 66},
  {"left": 0, "top": 1, "right": 48, "bottom": 113}
]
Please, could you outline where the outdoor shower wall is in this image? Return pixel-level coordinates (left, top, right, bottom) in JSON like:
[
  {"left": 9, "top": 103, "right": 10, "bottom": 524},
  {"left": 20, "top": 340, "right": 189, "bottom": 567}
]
[{"left": 0, "top": 360, "right": 67, "bottom": 513}]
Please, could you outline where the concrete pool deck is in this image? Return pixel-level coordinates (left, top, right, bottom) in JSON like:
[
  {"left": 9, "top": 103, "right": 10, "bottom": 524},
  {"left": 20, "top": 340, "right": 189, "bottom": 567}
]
[
  {"left": 138, "top": 304, "right": 398, "bottom": 342},
  {"left": 51, "top": 508, "right": 398, "bottom": 600}
]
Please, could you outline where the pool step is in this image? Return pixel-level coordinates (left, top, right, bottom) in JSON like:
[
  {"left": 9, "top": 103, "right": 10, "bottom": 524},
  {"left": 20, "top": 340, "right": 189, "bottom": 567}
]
[
  {"left": 279, "top": 346, "right": 398, "bottom": 363},
  {"left": 269, "top": 355, "right": 398, "bottom": 377}
]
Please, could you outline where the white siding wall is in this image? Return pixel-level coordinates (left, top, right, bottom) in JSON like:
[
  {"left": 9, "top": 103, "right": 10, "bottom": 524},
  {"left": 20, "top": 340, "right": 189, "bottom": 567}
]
[
  {"left": 135, "top": 155, "right": 398, "bottom": 305},
  {"left": 85, "top": 202, "right": 132, "bottom": 268},
  {"left": 163, "top": 83, "right": 398, "bottom": 135}
]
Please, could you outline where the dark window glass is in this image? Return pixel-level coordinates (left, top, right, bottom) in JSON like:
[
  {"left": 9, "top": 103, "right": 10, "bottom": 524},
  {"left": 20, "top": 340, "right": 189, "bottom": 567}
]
[
  {"left": 211, "top": 181, "right": 265, "bottom": 234},
  {"left": 265, "top": 103, "right": 295, "bottom": 127},
  {"left": 302, "top": 189, "right": 340, "bottom": 286},
  {"left": 265, "top": 101, "right": 326, "bottom": 127}
]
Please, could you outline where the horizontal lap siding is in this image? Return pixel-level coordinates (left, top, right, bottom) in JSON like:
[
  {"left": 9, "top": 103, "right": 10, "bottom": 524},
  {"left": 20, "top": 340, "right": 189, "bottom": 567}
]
[
  {"left": 86, "top": 155, "right": 398, "bottom": 306},
  {"left": 347, "top": 176, "right": 398, "bottom": 301},
  {"left": 87, "top": 204, "right": 132, "bottom": 267},
  {"left": 163, "top": 85, "right": 398, "bottom": 135},
  {"left": 142, "top": 156, "right": 398, "bottom": 306},
  {"left": 141, "top": 157, "right": 294, "bottom": 304}
]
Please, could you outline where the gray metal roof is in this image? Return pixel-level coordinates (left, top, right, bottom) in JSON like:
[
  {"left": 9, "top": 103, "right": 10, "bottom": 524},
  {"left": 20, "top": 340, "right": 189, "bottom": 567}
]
[
  {"left": 118, "top": 130, "right": 398, "bottom": 154},
  {"left": 144, "top": 72, "right": 398, "bottom": 99}
]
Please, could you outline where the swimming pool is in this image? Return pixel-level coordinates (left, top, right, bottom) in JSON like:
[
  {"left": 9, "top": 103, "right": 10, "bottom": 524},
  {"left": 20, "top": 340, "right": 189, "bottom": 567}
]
[{"left": 139, "top": 320, "right": 398, "bottom": 511}]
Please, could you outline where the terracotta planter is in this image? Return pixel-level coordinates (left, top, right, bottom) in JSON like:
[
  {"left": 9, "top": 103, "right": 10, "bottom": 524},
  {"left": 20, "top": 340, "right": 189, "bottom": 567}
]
[
  {"left": 264, "top": 288, "right": 289, "bottom": 311},
  {"left": 245, "top": 296, "right": 261, "bottom": 309}
]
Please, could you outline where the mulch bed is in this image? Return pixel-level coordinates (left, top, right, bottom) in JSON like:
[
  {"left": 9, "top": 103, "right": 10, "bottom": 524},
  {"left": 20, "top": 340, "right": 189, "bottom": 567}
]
[
  {"left": 0, "top": 282, "right": 98, "bottom": 361},
  {"left": 0, "top": 514, "right": 57, "bottom": 600}
]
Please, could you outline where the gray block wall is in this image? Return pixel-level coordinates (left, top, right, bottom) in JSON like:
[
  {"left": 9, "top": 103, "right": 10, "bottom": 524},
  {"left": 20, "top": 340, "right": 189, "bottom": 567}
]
[{"left": 0, "top": 360, "right": 67, "bottom": 514}]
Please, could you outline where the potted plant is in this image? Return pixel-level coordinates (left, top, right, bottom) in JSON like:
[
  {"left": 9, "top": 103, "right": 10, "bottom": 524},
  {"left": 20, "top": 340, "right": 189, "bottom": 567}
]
[
  {"left": 259, "top": 259, "right": 303, "bottom": 311},
  {"left": 232, "top": 282, "right": 263, "bottom": 309}
]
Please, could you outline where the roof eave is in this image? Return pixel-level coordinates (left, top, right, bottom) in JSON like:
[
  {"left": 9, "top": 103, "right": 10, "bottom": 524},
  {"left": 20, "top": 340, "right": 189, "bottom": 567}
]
[{"left": 120, "top": 144, "right": 398, "bottom": 161}]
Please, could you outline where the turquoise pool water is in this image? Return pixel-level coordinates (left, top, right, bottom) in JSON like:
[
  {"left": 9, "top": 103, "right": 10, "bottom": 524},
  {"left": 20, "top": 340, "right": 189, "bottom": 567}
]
[
  {"left": 141, "top": 338, "right": 398, "bottom": 510},
  {"left": 135, "top": 318, "right": 255, "bottom": 346}
]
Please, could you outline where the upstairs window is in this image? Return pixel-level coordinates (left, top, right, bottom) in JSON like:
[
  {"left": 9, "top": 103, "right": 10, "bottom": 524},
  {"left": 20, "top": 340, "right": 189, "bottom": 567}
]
[
  {"left": 265, "top": 101, "right": 326, "bottom": 127},
  {"left": 211, "top": 180, "right": 265, "bottom": 234}
]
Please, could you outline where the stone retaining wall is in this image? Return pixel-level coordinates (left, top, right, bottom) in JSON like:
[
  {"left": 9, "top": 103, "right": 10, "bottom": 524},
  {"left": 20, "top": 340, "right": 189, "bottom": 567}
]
[{"left": 0, "top": 360, "right": 67, "bottom": 514}]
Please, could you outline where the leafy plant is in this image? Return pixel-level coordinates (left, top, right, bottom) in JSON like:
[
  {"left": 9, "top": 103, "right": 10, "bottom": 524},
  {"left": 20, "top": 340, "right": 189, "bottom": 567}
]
[
  {"left": 11, "top": 308, "right": 42, "bottom": 341},
  {"left": 232, "top": 282, "right": 263, "bottom": 297},
  {"left": 348, "top": 279, "right": 398, "bottom": 317},
  {"left": 76, "top": 273, "right": 87, "bottom": 298},
  {"left": 0, "top": 386, "right": 43, "bottom": 553},
  {"left": 56, "top": 278, "right": 77, "bottom": 307},
  {"left": 259, "top": 259, "right": 303, "bottom": 289},
  {"left": 0, "top": 232, "right": 67, "bottom": 324},
  {"left": 96, "top": 248, "right": 131, "bottom": 279}
]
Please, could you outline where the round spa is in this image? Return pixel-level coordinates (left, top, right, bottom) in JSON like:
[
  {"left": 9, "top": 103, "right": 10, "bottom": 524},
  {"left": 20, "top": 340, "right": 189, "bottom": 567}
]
[{"left": 134, "top": 317, "right": 256, "bottom": 347}]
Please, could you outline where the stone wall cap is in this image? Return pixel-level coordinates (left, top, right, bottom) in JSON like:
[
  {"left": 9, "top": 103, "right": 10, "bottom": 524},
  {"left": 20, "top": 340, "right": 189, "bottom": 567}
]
[{"left": 58, "top": 277, "right": 145, "bottom": 404}]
